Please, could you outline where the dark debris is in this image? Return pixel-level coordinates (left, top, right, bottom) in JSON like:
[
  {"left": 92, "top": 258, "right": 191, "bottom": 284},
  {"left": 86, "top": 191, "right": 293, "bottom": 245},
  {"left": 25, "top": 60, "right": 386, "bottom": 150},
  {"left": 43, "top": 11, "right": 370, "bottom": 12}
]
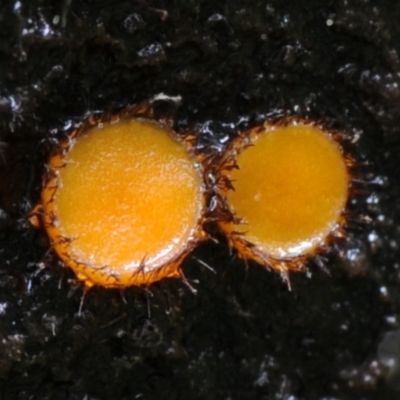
[{"left": 0, "top": 0, "right": 400, "bottom": 399}]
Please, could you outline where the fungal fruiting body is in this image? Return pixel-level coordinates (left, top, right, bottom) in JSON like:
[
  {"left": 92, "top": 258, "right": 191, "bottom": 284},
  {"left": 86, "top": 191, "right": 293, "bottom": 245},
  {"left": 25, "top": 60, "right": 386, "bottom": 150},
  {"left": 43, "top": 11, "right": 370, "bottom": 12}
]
[
  {"left": 41, "top": 118, "right": 205, "bottom": 288},
  {"left": 217, "top": 122, "right": 349, "bottom": 273}
]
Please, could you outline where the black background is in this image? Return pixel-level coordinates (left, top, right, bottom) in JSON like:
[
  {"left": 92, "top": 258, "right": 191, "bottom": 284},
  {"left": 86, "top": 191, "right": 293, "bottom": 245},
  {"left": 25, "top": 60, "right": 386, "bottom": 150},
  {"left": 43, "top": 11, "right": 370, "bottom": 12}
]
[{"left": 1, "top": 0, "right": 400, "bottom": 399}]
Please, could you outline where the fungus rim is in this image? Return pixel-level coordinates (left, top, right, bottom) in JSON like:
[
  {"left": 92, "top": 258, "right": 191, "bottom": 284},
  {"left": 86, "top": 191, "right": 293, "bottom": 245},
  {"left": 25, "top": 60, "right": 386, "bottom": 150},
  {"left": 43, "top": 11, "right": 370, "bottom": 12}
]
[
  {"left": 39, "top": 103, "right": 208, "bottom": 289},
  {"left": 208, "top": 118, "right": 355, "bottom": 278}
]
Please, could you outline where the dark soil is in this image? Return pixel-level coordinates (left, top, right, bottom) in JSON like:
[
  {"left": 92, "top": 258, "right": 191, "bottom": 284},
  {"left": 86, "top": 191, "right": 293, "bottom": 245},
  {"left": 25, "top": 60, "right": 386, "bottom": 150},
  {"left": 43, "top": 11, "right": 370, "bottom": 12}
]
[{"left": 1, "top": 0, "right": 400, "bottom": 399}]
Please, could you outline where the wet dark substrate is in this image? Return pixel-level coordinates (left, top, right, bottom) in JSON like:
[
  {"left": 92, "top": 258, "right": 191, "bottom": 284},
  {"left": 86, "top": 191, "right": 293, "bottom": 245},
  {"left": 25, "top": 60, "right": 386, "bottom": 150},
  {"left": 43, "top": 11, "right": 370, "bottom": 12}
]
[{"left": 1, "top": 0, "right": 400, "bottom": 399}]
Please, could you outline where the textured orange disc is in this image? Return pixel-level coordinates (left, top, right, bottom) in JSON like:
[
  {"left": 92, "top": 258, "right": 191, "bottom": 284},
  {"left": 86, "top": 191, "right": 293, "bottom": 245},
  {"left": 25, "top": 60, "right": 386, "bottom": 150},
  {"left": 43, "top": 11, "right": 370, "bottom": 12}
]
[
  {"left": 219, "top": 123, "right": 349, "bottom": 267},
  {"left": 42, "top": 119, "right": 204, "bottom": 288}
]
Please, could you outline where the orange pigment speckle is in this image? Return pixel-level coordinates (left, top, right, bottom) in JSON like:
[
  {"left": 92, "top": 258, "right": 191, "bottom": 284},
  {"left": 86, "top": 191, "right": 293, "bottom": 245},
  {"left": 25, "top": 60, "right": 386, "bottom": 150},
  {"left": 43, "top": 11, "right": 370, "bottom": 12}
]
[
  {"left": 219, "top": 123, "right": 349, "bottom": 264},
  {"left": 42, "top": 119, "right": 204, "bottom": 288}
]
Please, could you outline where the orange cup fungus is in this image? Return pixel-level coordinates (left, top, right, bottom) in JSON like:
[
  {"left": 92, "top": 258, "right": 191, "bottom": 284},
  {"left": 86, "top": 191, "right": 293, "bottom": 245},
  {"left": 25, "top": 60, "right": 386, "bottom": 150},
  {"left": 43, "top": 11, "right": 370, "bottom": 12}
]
[
  {"left": 217, "top": 121, "right": 349, "bottom": 274},
  {"left": 40, "top": 118, "right": 205, "bottom": 288}
]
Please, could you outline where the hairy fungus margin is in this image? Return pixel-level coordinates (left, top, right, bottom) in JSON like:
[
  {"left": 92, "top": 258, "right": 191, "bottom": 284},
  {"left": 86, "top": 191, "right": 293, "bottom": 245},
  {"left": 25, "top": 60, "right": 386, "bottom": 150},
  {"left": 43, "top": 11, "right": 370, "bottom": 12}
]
[
  {"left": 208, "top": 119, "right": 354, "bottom": 281},
  {"left": 35, "top": 103, "right": 208, "bottom": 289}
]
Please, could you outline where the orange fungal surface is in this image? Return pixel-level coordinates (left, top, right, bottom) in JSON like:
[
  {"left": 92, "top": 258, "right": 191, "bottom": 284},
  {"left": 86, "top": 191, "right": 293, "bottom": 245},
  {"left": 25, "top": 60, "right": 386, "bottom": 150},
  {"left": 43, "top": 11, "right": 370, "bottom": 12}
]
[
  {"left": 219, "top": 123, "right": 349, "bottom": 269},
  {"left": 42, "top": 118, "right": 204, "bottom": 288}
]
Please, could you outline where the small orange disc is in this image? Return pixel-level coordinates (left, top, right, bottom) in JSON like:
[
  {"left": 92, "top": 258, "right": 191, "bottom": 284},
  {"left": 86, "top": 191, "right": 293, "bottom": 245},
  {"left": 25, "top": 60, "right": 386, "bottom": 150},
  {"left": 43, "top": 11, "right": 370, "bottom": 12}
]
[
  {"left": 42, "top": 118, "right": 205, "bottom": 288},
  {"left": 218, "top": 122, "right": 349, "bottom": 270}
]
